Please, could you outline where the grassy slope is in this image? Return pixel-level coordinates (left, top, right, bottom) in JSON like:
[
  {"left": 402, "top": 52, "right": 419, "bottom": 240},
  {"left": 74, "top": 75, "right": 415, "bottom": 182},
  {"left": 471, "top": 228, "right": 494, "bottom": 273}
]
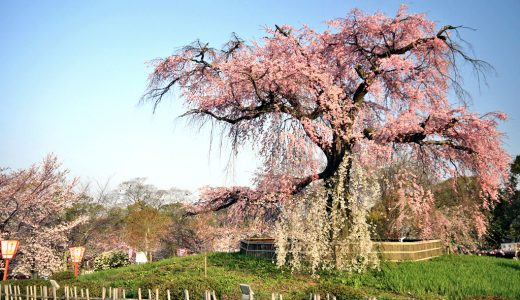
[{"left": 8, "top": 253, "right": 520, "bottom": 300}]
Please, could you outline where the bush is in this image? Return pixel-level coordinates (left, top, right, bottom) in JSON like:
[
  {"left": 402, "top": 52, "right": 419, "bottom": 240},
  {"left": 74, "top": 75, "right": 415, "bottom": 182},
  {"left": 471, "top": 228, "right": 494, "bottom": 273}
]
[
  {"left": 93, "top": 251, "right": 130, "bottom": 271},
  {"left": 51, "top": 270, "right": 75, "bottom": 281}
]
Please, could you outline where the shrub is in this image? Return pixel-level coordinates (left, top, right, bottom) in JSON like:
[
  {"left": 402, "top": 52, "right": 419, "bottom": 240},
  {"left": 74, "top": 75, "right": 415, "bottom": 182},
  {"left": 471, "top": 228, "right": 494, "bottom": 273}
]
[
  {"left": 93, "top": 251, "right": 130, "bottom": 271},
  {"left": 51, "top": 270, "right": 75, "bottom": 281}
]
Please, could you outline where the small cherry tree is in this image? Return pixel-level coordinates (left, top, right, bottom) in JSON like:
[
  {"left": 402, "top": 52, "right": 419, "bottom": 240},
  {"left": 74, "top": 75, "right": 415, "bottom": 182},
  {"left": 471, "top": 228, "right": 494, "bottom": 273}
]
[
  {"left": 144, "top": 6, "right": 509, "bottom": 269},
  {"left": 0, "top": 155, "right": 84, "bottom": 276}
]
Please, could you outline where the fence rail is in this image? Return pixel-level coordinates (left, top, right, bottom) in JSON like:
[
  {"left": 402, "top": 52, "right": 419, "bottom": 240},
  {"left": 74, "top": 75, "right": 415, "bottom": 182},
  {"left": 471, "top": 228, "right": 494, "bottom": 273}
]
[
  {"left": 0, "top": 284, "right": 212, "bottom": 300},
  {"left": 1, "top": 284, "right": 338, "bottom": 300}
]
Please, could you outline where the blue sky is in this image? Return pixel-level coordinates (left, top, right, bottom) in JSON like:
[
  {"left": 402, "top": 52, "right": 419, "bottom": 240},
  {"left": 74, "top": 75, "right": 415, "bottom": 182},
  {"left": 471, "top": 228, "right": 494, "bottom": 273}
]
[{"left": 1, "top": 0, "right": 519, "bottom": 191}]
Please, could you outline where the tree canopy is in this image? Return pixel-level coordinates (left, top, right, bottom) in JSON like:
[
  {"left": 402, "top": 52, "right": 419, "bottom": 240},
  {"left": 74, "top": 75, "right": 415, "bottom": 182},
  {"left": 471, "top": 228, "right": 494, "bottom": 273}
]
[{"left": 143, "top": 6, "right": 510, "bottom": 268}]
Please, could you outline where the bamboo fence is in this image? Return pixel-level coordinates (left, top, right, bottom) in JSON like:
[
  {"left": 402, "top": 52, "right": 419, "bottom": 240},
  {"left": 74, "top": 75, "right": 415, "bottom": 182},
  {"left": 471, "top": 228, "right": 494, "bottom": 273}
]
[
  {"left": 0, "top": 284, "right": 336, "bottom": 300},
  {"left": 240, "top": 238, "right": 444, "bottom": 262}
]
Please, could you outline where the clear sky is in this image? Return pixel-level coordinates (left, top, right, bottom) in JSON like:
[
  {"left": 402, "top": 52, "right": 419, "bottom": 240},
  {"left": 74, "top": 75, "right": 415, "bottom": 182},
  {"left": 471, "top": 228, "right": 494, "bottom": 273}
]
[{"left": 1, "top": 0, "right": 519, "bottom": 191}]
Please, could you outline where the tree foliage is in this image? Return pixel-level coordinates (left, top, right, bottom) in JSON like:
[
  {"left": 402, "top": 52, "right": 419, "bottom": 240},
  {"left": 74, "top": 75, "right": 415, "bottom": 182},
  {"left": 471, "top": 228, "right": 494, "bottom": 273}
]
[
  {"left": 124, "top": 205, "right": 171, "bottom": 257},
  {"left": 143, "top": 6, "right": 509, "bottom": 269},
  {"left": 486, "top": 155, "right": 520, "bottom": 247},
  {"left": 0, "top": 155, "right": 84, "bottom": 276}
]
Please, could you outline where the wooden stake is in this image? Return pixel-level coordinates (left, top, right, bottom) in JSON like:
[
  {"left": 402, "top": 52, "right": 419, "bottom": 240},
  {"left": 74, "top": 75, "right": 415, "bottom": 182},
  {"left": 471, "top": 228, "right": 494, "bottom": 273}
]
[
  {"left": 147, "top": 289, "right": 151, "bottom": 300},
  {"left": 154, "top": 289, "right": 158, "bottom": 300},
  {"left": 86, "top": 289, "right": 90, "bottom": 300},
  {"left": 204, "top": 255, "right": 207, "bottom": 277},
  {"left": 137, "top": 289, "right": 141, "bottom": 300},
  {"left": 101, "top": 287, "right": 105, "bottom": 300},
  {"left": 52, "top": 288, "right": 56, "bottom": 300},
  {"left": 183, "top": 290, "right": 189, "bottom": 300},
  {"left": 167, "top": 290, "right": 171, "bottom": 300}
]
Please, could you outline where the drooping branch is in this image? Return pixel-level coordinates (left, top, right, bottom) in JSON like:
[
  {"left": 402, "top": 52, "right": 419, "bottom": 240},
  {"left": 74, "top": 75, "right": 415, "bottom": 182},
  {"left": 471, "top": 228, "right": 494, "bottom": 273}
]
[{"left": 144, "top": 6, "right": 509, "bottom": 224}]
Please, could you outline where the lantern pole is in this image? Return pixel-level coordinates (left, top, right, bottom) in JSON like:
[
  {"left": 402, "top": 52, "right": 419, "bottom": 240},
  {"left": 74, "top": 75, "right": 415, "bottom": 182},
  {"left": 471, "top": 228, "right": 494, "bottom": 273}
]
[
  {"left": 73, "top": 262, "right": 79, "bottom": 277},
  {"left": 2, "top": 259, "right": 10, "bottom": 281}
]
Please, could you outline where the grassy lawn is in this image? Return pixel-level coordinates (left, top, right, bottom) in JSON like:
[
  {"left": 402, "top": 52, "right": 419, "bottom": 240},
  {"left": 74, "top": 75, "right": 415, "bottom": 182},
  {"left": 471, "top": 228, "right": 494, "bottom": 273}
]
[{"left": 5, "top": 253, "right": 520, "bottom": 300}]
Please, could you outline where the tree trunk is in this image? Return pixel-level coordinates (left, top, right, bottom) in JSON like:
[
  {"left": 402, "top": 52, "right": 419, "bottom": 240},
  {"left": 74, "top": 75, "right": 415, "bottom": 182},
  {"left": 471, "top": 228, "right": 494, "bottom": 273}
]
[{"left": 323, "top": 152, "right": 378, "bottom": 271}]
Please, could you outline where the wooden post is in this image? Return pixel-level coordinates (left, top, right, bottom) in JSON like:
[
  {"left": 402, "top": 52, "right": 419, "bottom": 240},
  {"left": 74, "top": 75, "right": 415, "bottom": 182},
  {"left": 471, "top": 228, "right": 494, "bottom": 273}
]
[
  {"left": 12, "top": 285, "right": 17, "bottom": 300},
  {"left": 211, "top": 291, "right": 217, "bottom": 300},
  {"left": 166, "top": 290, "right": 171, "bottom": 300},
  {"left": 74, "top": 286, "right": 77, "bottom": 300},
  {"left": 65, "top": 286, "right": 69, "bottom": 300},
  {"left": 183, "top": 290, "right": 189, "bottom": 300},
  {"left": 25, "top": 286, "right": 29, "bottom": 300},
  {"left": 147, "top": 290, "right": 151, "bottom": 300},
  {"left": 154, "top": 289, "right": 158, "bottom": 300},
  {"left": 13, "top": 285, "right": 18, "bottom": 300},
  {"left": 122, "top": 290, "right": 126, "bottom": 300},
  {"left": 86, "top": 289, "right": 89, "bottom": 300},
  {"left": 108, "top": 288, "right": 111, "bottom": 300},
  {"left": 137, "top": 289, "right": 141, "bottom": 300},
  {"left": 33, "top": 286, "right": 36, "bottom": 300},
  {"left": 204, "top": 255, "right": 207, "bottom": 277},
  {"left": 52, "top": 288, "right": 56, "bottom": 300},
  {"left": 80, "top": 289, "right": 84, "bottom": 300},
  {"left": 4, "top": 285, "right": 8, "bottom": 300}
]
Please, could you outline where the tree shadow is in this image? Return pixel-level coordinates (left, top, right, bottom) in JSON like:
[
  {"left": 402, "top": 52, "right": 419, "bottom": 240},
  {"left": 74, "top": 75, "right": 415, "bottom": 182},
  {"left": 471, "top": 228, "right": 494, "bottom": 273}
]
[{"left": 497, "top": 260, "right": 520, "bottom": 271}]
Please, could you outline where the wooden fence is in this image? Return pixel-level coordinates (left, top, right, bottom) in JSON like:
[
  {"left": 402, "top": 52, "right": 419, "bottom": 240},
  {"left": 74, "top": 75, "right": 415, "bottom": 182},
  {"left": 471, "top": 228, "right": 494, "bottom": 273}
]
[
  {"left": 240, "top": 238, "right": 444, "bottom": 262},
  {"left": 0, "top": 284, "right": 337, "bottom": 300},
  {"left": 0, "top": 284, "right": 214, "bottom": 300},
  {"left": 239, "top": 239, "right": 275, "bottom": 260},
  {"left": 374, "top": 239, "right": 444, "bottom": 262}
]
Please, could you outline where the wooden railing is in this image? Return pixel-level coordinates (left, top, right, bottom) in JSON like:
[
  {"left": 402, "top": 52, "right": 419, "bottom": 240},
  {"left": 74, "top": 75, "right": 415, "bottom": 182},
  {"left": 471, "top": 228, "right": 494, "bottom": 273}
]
[
  {"left": 0, "top": 284, "right": 214, "bottom": 300},
  {"left": 0, "top": 284, "right": 337, "bottom": 300}
]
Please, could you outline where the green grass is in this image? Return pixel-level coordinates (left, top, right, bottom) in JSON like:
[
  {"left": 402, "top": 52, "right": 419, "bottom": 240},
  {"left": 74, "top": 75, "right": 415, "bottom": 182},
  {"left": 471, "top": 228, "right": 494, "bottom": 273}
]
[{"left": 5, "top": 253, "right": 520, "bottom": 300}]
